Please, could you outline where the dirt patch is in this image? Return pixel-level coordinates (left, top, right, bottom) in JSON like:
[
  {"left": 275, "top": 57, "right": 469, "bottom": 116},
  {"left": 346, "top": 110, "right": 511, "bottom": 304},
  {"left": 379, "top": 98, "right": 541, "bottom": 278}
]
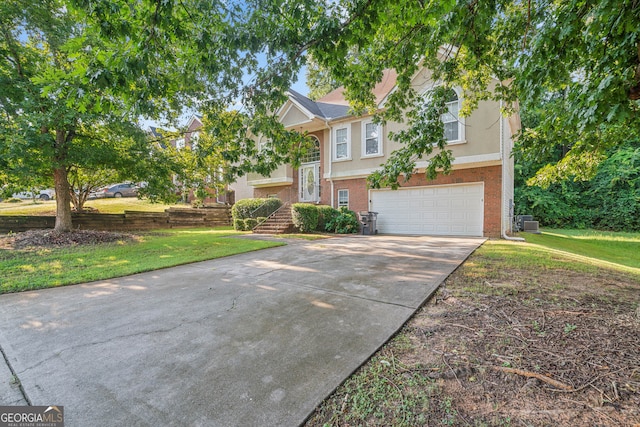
[
  {"left": 0, "top": 229, "right": 137, "bottom": 249},
  {"left": 305, "top": 255, "right": 640, "bottom": 426}
]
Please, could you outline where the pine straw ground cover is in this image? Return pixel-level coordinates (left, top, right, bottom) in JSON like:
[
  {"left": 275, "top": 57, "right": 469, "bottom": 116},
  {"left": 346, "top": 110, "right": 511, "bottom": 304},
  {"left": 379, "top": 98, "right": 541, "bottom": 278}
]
[{"left": 304, "top": 239, "right": 640, "bottom": 427}]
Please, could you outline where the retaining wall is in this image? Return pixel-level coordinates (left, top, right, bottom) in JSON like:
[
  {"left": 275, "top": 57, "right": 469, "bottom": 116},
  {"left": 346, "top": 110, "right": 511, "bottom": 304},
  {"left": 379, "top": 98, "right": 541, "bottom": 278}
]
[{"left": 0, "top": 206, "right": 232, "bottom": 234}]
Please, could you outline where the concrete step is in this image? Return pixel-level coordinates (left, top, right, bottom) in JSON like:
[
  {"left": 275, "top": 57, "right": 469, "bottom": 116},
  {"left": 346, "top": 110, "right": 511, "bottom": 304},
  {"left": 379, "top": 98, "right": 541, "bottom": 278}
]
[{"left": 252, "top": 204, "right": 295, "bottom": 234}]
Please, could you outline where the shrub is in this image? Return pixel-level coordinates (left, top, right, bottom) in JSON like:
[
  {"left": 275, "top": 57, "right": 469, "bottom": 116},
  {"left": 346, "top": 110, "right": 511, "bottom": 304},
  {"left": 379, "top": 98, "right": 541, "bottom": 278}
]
[
  {"left": 232, "top": 198, "right": 282, "bottom": 220},
  {"left": 256, "top": 217, "right": 267, "bottom": 225},
  {"left": 326, "top": 207, "right": 360, "bottom": 234},
  {"left": 317, "top": 205, "right": 339, "bottom": 231},
  {"left": 244, "top": 218, "right": 258, "bottom": 230},
  {"left": 292, "top": 203, "right": 320, "bottom": 233},
  {"left": 233, "top": 218, "right": 246, "bottom": 231}
]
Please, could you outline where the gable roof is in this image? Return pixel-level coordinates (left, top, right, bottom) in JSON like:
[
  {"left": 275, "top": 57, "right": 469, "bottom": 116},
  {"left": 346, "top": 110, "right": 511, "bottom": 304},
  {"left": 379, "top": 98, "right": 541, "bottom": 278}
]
[
  {"left": 287, "top": 89, "right": 351, "bottom": 121},
  {"left": 286, "top": 69, "right": 398, "bottom": 123},
  {"left": 186, "top": 114, "right": 203, "bottom": 132},
  {"left": 148, "top": 126, "right": 163, "bottom": 138}
]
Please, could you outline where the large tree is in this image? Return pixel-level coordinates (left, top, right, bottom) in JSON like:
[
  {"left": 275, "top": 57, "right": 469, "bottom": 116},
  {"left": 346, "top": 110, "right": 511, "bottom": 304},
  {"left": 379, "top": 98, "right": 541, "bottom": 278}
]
[
  {"left": 211, "top": 0, "right": 640, "bottom": 186},
  {"left": 4, "top": 0, "right": 639, "bottom": 224},
  {"left": 0, "top": 0, "right": 241, "bottom": 231}
]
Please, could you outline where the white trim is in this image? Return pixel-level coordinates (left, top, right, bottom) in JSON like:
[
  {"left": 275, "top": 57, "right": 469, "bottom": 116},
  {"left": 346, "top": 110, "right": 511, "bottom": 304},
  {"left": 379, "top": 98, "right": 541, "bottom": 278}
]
[
  {"left": 325, "top": 152, "right": 502, "bottom": 180},
  {"left": 337, "top": 189, "right": 349, "bottom": 208},
  {"left": 361, "top": 120, "right": 383, "bottom": 158},
  {"left": 300, "top": 135, "right": 321, "bottom": 164},
  {"left": 415, "top": 152, "right": 502, "bottom": 169},
  {"left": 327, "top": 121, "right": 336, "bottom": 208},
  {"left": 190, "top": 132, "right": 200, "bottom": 151},
  {"left": 333, "top": 125, "right": 351, "bottom": 161},
  {"left": 443, "top": 87, "right": 466, "bottom": 144},
  {"left": 280, "top": 94, "right": 321, "bottom": 121},
  {"left": 299, "top": 163, "right": 320, "bottom": 202},
  {"left": 247, "top": 177, "right": 294, "bottom": 187},
  {"left": 257, "top": 136, "right": 270, "bottom": 153}
]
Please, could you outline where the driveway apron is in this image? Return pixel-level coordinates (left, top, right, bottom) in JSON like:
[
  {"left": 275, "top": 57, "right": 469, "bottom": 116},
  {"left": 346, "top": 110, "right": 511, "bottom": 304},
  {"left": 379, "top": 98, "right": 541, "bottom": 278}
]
[{"left": 0, "top": 235, "right": 484, "bottom": 426}]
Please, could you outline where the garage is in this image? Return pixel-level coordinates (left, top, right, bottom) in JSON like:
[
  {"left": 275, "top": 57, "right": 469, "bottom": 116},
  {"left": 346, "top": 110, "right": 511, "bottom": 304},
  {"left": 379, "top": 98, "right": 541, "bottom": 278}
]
[{"left": 369, "top": 183, "right": 484, "bottom": 236}]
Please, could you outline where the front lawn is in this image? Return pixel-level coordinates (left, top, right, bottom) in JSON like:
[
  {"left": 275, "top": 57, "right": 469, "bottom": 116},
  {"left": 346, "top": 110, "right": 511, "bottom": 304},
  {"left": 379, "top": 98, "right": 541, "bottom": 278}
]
[
  {"left": 0, "top": 228, "right": 283, "bottom": 294},
  {"left": 522, "top": 229, "right": 640, "bottom": 271}
]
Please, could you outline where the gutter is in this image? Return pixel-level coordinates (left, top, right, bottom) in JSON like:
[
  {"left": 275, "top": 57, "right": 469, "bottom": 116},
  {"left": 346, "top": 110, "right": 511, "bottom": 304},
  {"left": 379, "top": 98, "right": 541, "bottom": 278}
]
[
  {"left": 500, "top": 100, "right": 525, "bottom": 242},
  {"left": 325, "top": 119, "right": 335, "bottom": 208}
]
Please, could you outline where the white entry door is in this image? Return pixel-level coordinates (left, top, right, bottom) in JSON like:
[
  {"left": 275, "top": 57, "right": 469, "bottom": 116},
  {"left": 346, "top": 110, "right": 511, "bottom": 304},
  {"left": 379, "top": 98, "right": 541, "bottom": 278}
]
[
  {"left": 370, "top": 183, "right": 484, "bottom": 236},
  {"left": 299, "top": 163, "right": 320, "bottom": 202}
]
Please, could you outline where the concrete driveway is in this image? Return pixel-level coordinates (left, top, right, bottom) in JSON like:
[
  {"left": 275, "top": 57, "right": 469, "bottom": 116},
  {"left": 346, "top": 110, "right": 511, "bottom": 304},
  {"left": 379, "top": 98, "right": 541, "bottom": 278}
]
[{"left": 0, "top": 235, "right": 483, "bottom": 426}]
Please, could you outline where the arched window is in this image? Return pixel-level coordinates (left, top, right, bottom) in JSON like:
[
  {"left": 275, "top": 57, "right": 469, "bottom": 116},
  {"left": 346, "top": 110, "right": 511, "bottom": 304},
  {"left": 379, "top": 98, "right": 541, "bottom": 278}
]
[
  {"left": 442, "top": 89, "right": 461, "bottom": 142},
  {"left": 301, "top": 136, "right": 321, "bottom": 163}
]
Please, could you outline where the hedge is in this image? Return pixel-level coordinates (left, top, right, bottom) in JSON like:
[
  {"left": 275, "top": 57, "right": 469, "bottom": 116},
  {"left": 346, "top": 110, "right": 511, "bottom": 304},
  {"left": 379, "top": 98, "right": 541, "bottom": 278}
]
[
  {"left": 232, "top": 198, "right": 283, "bottom": 230},
  {"left": 317, "top": 205, "right": 338, "bottom": 231},
  {"left": 325, "top": 207, "right": 360, "bottom": 234},
  {"left": 244, "top": 218, "right": 258, "bottom": 230},
  {"left": 291, "top": 204, "right": 359, "bottom": 234},
  {"left": 231, "top": 198, "right": 282, "bottom": 220},
  {"left": 291, "top": 203, "right": 320, "bottom": 233}
]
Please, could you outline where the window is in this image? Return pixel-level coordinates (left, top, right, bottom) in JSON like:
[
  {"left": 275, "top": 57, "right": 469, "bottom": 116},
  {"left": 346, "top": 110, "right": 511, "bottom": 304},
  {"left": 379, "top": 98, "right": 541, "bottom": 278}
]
[
  {"left": 258, "top": 138, "right": 270, "bottom": 153},
  {"left": 190, "top": 132, "right": 199, "bottom": 151},
  {"left": 334, "top": 126, "right": 350, "bottom": 160},
  {"left": 362, "top": 121, "right": 381, "bottom": 156},
  {"left": 441, "top": 89, "right": 461, "bottom": 142},
  {"left": 175, "top": 138, "right": 185, "bottom": 150},
  {"left": 301, "top": 136, "right": 321, "bottom": 163},
  {"left": 338, "top": 189, "right": 349, "bottom": 208}
]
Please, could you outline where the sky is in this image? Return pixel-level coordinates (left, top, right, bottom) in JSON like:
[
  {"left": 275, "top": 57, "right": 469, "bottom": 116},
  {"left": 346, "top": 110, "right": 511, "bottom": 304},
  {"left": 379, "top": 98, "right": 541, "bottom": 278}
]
[{"left": 142, "top": 64, "right": 309, "bottom": 131}]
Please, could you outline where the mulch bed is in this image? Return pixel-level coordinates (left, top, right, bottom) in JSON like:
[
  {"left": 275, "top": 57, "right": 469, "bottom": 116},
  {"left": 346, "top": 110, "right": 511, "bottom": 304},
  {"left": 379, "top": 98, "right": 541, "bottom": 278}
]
[
  {"left": 0, "top": 229, "right": 136, "bottom": 249},
  {"left": 407, "top": 274, "right": 640, "bottom": 426}
]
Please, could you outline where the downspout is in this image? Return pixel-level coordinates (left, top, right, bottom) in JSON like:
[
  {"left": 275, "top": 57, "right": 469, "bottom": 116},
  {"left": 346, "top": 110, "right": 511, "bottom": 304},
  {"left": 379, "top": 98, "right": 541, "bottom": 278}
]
[
  {"left": 500, "top": 100, "right": 525, "bottom": 242},
  {"left": 325, "top": 119, "right": 335, "bottom": 208}
]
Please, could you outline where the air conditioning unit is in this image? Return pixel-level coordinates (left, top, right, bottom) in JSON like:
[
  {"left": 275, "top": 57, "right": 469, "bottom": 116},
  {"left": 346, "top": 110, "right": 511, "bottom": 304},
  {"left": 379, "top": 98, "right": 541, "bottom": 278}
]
[
  {"left": 516, "top": 215, "right": 534, "bottom": 231},
  {"left": 523, "top": 221, "right": 540, "bottom": 234}
]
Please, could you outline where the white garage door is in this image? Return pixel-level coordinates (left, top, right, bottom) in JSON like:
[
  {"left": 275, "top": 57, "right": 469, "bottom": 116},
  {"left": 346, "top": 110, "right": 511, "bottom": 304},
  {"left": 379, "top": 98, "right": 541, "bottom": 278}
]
[{"left": 370, "top": 183, "right": 484, "bottom": 236}]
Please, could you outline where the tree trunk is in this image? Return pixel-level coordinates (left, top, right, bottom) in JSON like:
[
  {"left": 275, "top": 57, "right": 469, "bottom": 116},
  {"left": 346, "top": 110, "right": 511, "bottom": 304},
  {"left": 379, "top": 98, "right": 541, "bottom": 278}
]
[
  {"left": 53, "top": 166, "right": 73, "bottom": 232},
  {"left": 53, "top": 129, "right": 73, "bottom": 232}
]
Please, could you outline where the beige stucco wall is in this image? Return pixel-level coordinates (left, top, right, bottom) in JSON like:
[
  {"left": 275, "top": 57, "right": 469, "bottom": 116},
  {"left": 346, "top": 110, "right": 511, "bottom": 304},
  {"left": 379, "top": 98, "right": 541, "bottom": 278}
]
[
  {"left": 229, "top": 174, "right": 254, "bottom": 201},
  {"left": 280, "top": 103, "right": 311, "bottom": 127},
  {"left": 325, "top": 79, "right": 504, "bottom": 180},
  {"left": 246, "top": 164, "right": 294, "bottom": 187}
]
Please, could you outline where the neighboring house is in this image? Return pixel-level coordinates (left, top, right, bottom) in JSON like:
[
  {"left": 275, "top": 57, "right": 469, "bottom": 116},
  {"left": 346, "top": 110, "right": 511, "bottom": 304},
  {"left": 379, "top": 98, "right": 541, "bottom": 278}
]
[
  {"left": 157, "top": 115, "right": 253, "bottom": 204},
  {"left": 245, "top": 67, "right": 521, "bottom": 238}
]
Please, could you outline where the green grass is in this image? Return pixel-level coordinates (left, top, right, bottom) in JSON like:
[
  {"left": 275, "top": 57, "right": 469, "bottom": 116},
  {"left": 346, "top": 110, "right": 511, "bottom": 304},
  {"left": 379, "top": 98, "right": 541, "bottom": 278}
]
[
  {"left": 308, "top": 332, "right": 435, "bottom": 427},
  {"left": 521, "top": 229, "right": 640, "bottom": 271},
  {"left": 0, "top": 228, "right": 283, "bottom": 294},
  {"left": 0, "top": 198, "right": 186, "bottom": 215},
  {"left": 275, "top": 233, "right": 330, "bottom": 240},
  {"left": 452, "top": 230, "right": 640, "bottom": 297}
]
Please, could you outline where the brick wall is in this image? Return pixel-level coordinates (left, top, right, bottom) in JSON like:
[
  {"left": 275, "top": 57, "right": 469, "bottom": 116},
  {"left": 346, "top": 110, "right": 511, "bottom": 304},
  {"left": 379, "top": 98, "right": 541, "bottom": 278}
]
[
  {"left": 325, "top": 178, "right": 369, "bottom": 213},
  {"left": 402, "top": 166, "right": 503, "bottom": 237},
  {"left": 253, "top": 180, "right": 298, "bottom": 203},
  {"left": 325, "top": 165, "right": 502, "bottom": 237}
]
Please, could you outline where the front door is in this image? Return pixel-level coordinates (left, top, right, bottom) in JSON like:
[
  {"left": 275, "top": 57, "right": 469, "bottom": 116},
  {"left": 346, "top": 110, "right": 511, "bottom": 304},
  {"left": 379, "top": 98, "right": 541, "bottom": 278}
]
[{"left": 299, "top": 163, "right": 320, "bottom": 202}]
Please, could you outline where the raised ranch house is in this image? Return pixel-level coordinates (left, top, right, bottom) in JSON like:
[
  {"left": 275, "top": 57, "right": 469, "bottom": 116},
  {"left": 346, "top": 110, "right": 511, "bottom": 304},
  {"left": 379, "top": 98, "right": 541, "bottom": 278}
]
[{"left": 242, "top": 67, "right": 521, "bottom": 238}]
